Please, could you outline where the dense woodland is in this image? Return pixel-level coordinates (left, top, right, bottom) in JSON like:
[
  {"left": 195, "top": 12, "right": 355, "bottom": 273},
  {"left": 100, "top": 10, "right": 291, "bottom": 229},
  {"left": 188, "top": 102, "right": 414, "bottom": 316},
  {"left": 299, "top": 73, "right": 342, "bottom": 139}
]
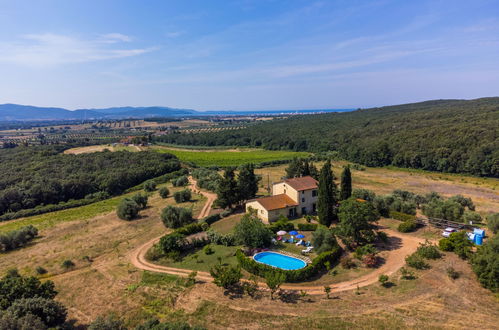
[
  {"left": 156, "top": 98, "right": 499, "bottom": 177},
  {"left": 0, "top": 146, "right": 180, "bottom": 216}
]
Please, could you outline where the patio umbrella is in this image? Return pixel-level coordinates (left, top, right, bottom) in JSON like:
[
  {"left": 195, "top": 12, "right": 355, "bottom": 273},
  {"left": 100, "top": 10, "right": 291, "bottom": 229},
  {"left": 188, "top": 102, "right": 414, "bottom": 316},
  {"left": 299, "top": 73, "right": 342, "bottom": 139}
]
[
  {"left": 296, "top": 234, "right": 305, "bottom": 239},
  {"left": 289, "top": 230, "right": 298, "bottom": 236},
  {"left": 276, "top": 230, "right": 287, "bottom": 236}
]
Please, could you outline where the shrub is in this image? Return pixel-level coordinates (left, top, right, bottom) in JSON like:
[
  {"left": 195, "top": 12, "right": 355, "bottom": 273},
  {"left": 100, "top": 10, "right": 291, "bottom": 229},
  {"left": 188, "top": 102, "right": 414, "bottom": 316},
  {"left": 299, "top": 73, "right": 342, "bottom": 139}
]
[
  {"left": 89, "top": 315, "right": 127, "bottom": 330},
  {"left": 463, "top": 210, "right": 482, "bottom": 224},
  {"left": 35, "top": 266, "right": 47, "bottom": 275},
  {"left": 390, "top": 211, "right": 417, "bottom": 222},
  {"left": 378, "top": 274, "right": 389, "bottom": 287},
  {"left": 210, "top": 264, "right": 242, "bottom": 290},
  {"left": 439, "top": 231, "right": 473, "bottom": 259},
  {"left": 400, "top": 267, "right": 416, "bottom": 280},
  {"left": 0, "top": 270, "right": 57, "bottom": 310},
  {"left": 159, "top": 232, "right": 187, "bottom": 253},
  {"left": 486, "top": 213, "right": 499, "bottom": 234},
  {"left": 0, "top": 225, "right": 39, "bottom": 252},
  {"left": 340, "top": 256, "right": 356, "bottom": 269},
  {"left": 174, "top": 189, "right": 192, "bottom": 203},
  {"left": 143, "top": 180, "right": 157, "bottom": 192},
  {"left": 61, "top": 260, "right": 75, "bottom": 270},
  {"left": 377, "top": 231, "right": 389, "bottom": 244},
  {"left": 470, "top": 234, "right": 499, "bottom": 292},
  {"left": 439, "top": 238, "right": 453, "bottom": 251},
  {"left": 6, "top": 297, "right": 67, "bottom": 328},
  {"left": 416, "top": 240, "right": 441, "bottom": 259},
  {"left": 362, "top": 253, "right": 378, "bottom": 268},
  {"left": 268, "top": 219, "right": 295, "bottom": 233},
  {"left": 206, "top": 229, "right": 235, "bottom": 246},
  {"left": 312, "top": 226, "right": 338, "bottom": 254},
  {"left": 266, "top": 271, "right": 286, "bottom": 299},
  {"left": 203, "top": 245, "right": 214, "bottom": 255},
  {"left": 398, "top": 220, "right": 417, "bottom": 233},
  {"left": 159, "top": 187, "right": 170, "bottom": 198},
  {"left": 447, "top": 267, "right": 460, "bottom": 280},
  {"left": 353, "top": 244, "right": 377, "bottom": 260},
  {"left": 131, "top": 193, "right": 148, "bottom": 209},
  {"left": 220, "top": 209, "right": 232, "bottom": 218},
  {"left": 298, "top": 223, "right": 318, "bottom": 231},
  {"left": 176, "top": 222, "right": 205, "bottom": 236},
  {"left": 405, "top": 253, "right": 429, "bottom": 269},
  {"left": 202, "top": 214, "right": 221, "bottom": 225},
  {"left": 161, "top": 206, "right": 194, "bottom": 229},
  {"left": 116, "top": 198, "right": 140, "bottom": 220},
  {"left": 173, "top": 176, "right": 189, "bottom": 187}
]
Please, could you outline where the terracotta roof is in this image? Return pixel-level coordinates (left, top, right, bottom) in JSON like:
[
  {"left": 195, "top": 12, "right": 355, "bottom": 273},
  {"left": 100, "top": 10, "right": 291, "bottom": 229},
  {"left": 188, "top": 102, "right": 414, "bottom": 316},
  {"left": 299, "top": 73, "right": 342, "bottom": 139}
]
[
  {"left": 252, "top": 194, "right": 298, "bottom": 211},
  {"left": 282, "top": 176, "right": 318, "bottom": 191}
]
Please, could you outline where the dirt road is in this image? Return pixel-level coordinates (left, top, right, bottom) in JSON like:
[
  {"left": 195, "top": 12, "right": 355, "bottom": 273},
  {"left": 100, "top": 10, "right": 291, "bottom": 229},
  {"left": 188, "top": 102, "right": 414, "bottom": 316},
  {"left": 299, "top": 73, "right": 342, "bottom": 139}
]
[{"left": 129, "top": 178, "right": 424, "bottom": 294}]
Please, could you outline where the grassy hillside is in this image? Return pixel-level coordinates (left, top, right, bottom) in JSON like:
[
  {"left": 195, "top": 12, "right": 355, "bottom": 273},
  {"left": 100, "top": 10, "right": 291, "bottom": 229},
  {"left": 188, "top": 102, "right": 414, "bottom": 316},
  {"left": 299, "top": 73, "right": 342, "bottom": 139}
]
[{"left": 156, "top": 98, "right": 499, "bottom": 177}]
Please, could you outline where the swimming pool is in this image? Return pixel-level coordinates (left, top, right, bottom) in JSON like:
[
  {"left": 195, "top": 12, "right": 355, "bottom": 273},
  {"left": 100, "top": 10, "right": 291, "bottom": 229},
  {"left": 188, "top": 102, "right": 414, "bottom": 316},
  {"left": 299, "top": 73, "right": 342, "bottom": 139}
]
[{"left": 253, "top": 251, "right": 307, "bottom": 270}]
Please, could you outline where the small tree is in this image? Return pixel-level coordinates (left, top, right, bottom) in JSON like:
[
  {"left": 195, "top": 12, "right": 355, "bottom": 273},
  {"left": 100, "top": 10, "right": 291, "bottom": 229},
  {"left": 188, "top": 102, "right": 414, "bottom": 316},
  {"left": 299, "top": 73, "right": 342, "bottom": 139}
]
[
  {"left": 173, "top": 176, "right": 189, "bottom": 187},
  {"left": 61, "top": 259, "right": 75, "bottom": 270},
  {"left": 234, "top": 213, "right": 273, "bottom": 248},
  {"left": 174, "top": 189, "right": 191, "bottom": 203},
  {"left": 210, "top": 265, "right": 242, "bottom": 290},
  {"left": 7, "top": 297, "right": 67, "bottom": 328},
  {"left": 471, "top": 234, "right": 499, "bottom": 292},
  {"left": 143, "top": 180, "right": 156, "bottom": 192},
  {"left": 131, "top": 193, "right": 148, "bottom": 209},
  {"left": 311, "top": 226, "right": 338, "bottom": 253},
  {"left": 337, "top": 198, "right": 379, "bottom": 247},
  {"left": 340, "top": 166, "right": 352, "bottom": 200},
  {"left": 324, "top": 285, "right": 331, "bottom": 299},
  {"left": 161, "top": 206, "right": 194, "bottom": 228},
  {"left": 265, "top": 271, "right": 285, "bottom": 300},
  {"left": 117, "top": 198, "right": 140, "bottom": 220},
  {"left": 159, "top": 187, "right": 170, "bottom": 199}
]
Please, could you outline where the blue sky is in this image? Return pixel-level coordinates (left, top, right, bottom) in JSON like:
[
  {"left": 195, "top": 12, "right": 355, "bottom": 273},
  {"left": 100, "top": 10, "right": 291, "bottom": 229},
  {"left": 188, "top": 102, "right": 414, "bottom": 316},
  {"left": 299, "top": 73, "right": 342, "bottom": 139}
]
[{"left": 1, "top": 0, "right": 498, "bottom": 110}]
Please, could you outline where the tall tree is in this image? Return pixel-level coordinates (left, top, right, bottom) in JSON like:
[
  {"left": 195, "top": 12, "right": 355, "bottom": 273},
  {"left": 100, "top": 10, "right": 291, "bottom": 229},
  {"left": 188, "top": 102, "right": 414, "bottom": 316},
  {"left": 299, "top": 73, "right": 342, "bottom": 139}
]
[
  {"left": 337, "top": 198, "right": 379, "bottom": 247},
  {"left": 317, "top": 160, "right": 337, "bottom": 227},
  {"left": 216, "top": 167, "right": 238, "bottom": 209},
  {"left": 237, "top": 163, "right": 260, "bottom": 203},
  {"left": 340, "top": 166, "right": 352, "bottom": 200}
]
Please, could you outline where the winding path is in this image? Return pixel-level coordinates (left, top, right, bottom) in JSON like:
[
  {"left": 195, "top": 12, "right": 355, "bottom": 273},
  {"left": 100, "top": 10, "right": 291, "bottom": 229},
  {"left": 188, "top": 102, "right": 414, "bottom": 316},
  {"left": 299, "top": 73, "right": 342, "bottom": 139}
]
[{"left": 129, "top": 178, "right": 425, "bottom": 294}]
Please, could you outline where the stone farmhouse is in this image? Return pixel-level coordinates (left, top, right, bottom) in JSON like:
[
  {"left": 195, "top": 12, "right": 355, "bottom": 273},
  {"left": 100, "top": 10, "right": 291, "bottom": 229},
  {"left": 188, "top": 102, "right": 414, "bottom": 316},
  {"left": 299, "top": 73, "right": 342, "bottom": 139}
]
[{"left": 245, "top": 176, "right": 318, "bottom": 223}]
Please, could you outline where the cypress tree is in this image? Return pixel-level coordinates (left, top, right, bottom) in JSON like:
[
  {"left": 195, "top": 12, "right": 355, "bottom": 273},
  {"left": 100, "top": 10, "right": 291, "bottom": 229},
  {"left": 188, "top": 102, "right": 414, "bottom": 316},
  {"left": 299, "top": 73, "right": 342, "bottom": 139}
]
[
  {"left": 237, "top": 163, "right": 260, "bottom": 203},
  {"left": 317, "top": 160, "right": 337, "bottom": 227},
  {"left": 340, "top": 166, "right": 352, "bottom": 200},
  {"left": 216, "top": 167, "right": 238, "bottom": 209}
]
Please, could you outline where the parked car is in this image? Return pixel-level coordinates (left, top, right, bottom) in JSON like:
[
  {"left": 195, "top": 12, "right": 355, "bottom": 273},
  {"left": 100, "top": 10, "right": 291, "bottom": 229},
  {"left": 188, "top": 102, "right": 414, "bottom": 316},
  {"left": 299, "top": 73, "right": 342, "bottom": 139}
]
[{"left": 442, "top": 227, "right": 458, "bottom": 237}]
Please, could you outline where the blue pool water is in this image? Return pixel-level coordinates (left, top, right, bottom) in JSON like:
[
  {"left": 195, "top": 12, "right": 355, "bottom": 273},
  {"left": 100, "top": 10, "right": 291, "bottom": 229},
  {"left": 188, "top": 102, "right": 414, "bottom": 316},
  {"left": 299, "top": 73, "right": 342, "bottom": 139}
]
[{"left": 253, "top": 251, "right": 307, "bottom": 270}]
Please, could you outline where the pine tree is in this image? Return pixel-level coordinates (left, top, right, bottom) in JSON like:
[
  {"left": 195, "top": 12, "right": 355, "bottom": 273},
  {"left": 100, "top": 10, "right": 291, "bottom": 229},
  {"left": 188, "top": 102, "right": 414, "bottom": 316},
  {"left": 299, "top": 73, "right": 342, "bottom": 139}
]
[
  {"left": 285, "top": 158, "right": 301, "bottom": 178},
  {"left": 302, "top": 159, "right": 311, "bottom": 176},
  {"left": 216, "top": 167, "right": 238, "bottom": 209},
  {"left": 237, "top": 163, "right": 260, "bottom": 203},
  {"left": 317, "top": 160, "right": 337, "bottom": 227},
  {"left": 309, "top": 162, "right": 319, "bottom": 180},
  {"left": 340, "top": 166, "right": 352, "bottom": 200}
]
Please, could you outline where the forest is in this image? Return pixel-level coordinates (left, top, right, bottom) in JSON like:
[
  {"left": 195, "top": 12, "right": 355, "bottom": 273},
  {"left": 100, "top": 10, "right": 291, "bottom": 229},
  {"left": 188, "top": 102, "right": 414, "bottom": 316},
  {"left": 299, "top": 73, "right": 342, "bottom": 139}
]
[
  {"left": 156, "top": 98, "right": 499, "bottom": 177},
  {"left": 0, "top": 146, "right": 180, "bottom": 216}
]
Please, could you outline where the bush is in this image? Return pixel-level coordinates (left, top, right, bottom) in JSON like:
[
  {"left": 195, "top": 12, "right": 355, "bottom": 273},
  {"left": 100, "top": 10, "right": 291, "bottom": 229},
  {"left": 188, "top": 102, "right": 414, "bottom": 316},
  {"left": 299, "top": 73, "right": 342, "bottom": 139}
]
[
  {"left": 353, "top": 244, "right": 377, "bottom": 260},
  {"left": 202, "top": 214, "right": 221, "bottom": 225},
  {"left": 378, "top": 274, "right": 389, "bottom": 287},
  {"left": 398, "top": 220, "right": 417, "bottom": 233},
  {"left": 161, "top": 206, "right": 194, "bottom": 229},
  {"left": 159, "top": 232, "right": 187, "bottom": 254},
  {"left": 203, "top": 245, "right": 214, "bottom": 255},
  {"left": 210, "top": 264, "right": 242, "bottom": 290},
  {"left": 416, "top": 240, "right": 441, "bottom": 259},
  {"left": 439, "top": 238, "right": 453, "bottom": 251},
  {"left": 159, "top": 187, "right": 170, "bottom": 198},
  {"left": 61, "top": 260, "right": 75, "bottom": 270},
  {"left": 268, "top": 219, "right": 295, "bottom": 233},
  {"left": 463, "top": 210, "right": 482, "bottom": 224},
  {"left": 297, "top": 223, "right": 318, "bottom": 231},
  {"left": 131, "top": 193, "right": 148, "bottom": 209},
  {"left": 390, "top": 211, "right": 417, "bottom": 222},
  {"left": 0, "top": 225, "right": 39, "bottom": 252},
  {"left": 0, "top": 270, "right": 57, "bottom": 310},
  {"left": 6, "top": 297, "right": 67, "bottom": 328},
  {"left": 362, "top": 253, "right": 378, "bottom": 268},
  {"left": 486, "top": 213, "right": 499, "bottom": 234},
  {"left": 470, "top": 234, "right": 499, "bottom": 292},
  {"left": 89, "top": 315, "right": 127, "bottom": 330},
  {"left": 447, "top": 267, "right": 460, "bottom": 280},
  {"left": 400, "top": 267, "right": 416, "bottom": 280},
  {"left": 312, "top": 226, "right": 339, "bottom": 254},
  {"left": 206, "top": 229, "right": 236, "bottom": 246},
  {"left": 220, "top": 209, "right": 232, "bottom": 218},
  {"left": 174, "top": 189, "right": 192, "bottom": 203},
  {"left": 340, "top": 256, "right": 356, "bottom": 269},
  {"left": 116, "top": 198, "right": 140, "bottom": 220},
  {"left": 176, "top": 222, "right": 205, "bottom": 236},
  {"left": 439, "top": 231, "right": 473, "bottom": 259},
  {"left": 236, "top": 244, "right": 342, "bottom": 282},
  {"left": 173, "top": 176, "right": 189, "bottom": 187},
  {"left": 143, "top": 180, "right": 157, "bottom": 192},
  {"left": 405, "top": 253, "right": 429, "bottom": 269},
  {"left": 35, "top": 266, "right": 47, "bottom": 275}
]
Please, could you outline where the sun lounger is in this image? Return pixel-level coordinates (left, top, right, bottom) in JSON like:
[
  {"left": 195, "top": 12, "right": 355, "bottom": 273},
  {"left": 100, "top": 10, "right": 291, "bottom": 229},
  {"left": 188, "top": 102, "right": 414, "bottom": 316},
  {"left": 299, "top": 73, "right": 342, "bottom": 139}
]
[
  {"left": 301, "top": 246, "right": 313, "bottom": 254},
  {"left": 295, "top": 240, "right": 303, "bottom": 246},
  {"left": 289, "top": 237, "right": 295, "bottom": 243}
]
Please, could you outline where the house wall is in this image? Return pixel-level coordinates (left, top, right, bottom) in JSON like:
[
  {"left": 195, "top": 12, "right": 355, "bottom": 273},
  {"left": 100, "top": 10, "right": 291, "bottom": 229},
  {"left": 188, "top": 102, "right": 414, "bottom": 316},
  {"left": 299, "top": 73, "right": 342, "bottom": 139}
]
[
  {"left": 296, "top": 188, "right": 318, "bottom": 215},
  {"left": 272, "top": 182, "right": 299, "bottom": 203},
  {"left": 245, "top": 201, "right": 269, "bottom": 223},
  {"left": 267, "top": 208, "right": 291, "bottom": 222}
]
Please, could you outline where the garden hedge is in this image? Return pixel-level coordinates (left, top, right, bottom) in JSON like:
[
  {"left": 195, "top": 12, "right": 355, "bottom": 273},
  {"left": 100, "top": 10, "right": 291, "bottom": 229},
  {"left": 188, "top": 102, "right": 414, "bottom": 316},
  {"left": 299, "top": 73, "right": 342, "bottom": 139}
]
[
  {"left": 297, "top": 223, "right": 318, "bottom": 231},
  {"left": 389, "top": 211, "right": 416, "bottom": 222},
  {"left": 235, "top": 245, "right": 342, "bottom": 282}
]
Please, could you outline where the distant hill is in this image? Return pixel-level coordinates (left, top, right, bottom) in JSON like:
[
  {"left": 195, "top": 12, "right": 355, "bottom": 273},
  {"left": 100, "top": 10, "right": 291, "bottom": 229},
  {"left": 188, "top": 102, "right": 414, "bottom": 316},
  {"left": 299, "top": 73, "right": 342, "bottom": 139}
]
[
  {"left": 156, "top": 97, "right": 499, "bottom": 177},
  {"left": 0, "top": 104, "right": 351, "bottom": 121}
]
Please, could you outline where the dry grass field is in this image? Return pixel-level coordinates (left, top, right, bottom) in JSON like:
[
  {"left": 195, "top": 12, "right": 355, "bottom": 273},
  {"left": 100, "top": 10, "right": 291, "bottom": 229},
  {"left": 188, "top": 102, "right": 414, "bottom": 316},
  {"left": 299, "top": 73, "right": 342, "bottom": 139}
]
[{"left": 0, "top": 163, "right": 498, "bottom": 329}]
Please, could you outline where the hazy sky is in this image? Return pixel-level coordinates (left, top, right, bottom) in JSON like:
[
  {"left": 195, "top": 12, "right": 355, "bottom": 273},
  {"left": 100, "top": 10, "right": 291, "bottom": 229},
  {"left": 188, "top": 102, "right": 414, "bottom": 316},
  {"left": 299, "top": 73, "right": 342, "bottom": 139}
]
[{"left": 1, "top": 0, "right": 499, "bottom": 110}]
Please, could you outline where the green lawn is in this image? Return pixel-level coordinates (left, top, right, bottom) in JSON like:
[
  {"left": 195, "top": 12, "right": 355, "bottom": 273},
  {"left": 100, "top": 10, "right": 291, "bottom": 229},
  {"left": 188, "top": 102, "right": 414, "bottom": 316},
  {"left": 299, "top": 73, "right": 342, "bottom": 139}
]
[
  {"left": 156, "top": 244, "right": 241, "bottom": 272},
  {"left": 152, "top": 146, "right": 310, "bottom": 167},
  {"left": 210, "top": 214, "right": 243, "bottom": 234}
]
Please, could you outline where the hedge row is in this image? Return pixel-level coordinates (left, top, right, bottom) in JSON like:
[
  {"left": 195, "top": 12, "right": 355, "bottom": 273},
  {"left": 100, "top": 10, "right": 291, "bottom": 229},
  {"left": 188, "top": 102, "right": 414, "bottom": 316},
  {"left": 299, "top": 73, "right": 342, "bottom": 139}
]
[
  {"left": 124, "top": 168, "right": 189, "bottom": 193},
  {"left": 389, "top": 211, "right": 416, "bottom": 222},
  {"left": 175, "top": 222, "right": 207, "bottom": 236},
  {"left": 235, "top": 245, "right": 342, "bottom": 282},
  {"left": 297, "top": 223, "right": 318, "bottom": 231}
]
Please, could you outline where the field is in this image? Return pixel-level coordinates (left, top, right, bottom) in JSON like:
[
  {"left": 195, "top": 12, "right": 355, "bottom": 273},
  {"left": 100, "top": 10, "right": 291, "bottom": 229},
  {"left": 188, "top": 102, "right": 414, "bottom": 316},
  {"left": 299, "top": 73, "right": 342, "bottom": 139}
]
[
  {"left": 152, "top": 146, "right": 310, "bottom": 167},
  {"left": 63, "top": 144, "right": 142, "bottom": 154}
]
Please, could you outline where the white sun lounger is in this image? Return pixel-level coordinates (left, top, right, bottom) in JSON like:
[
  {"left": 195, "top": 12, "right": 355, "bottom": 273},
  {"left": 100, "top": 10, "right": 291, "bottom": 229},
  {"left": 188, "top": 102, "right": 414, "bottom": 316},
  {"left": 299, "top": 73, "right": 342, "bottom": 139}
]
[{"left": 301, "top": 246, "right": 313, "bottom": 254}]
